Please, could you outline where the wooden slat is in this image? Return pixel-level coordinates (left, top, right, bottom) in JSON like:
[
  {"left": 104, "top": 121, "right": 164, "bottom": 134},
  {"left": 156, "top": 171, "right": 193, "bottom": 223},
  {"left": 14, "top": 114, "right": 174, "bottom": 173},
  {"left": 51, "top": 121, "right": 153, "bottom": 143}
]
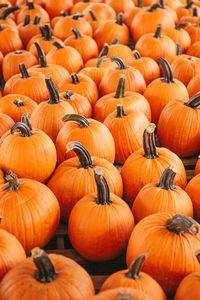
[
  {"left": 186, "top": 169, "right": 195, "bottom": 182},
  {"left": 181, "top": 156, "right": 198, "bottom": 168},
  {"left": 91, "top": 275, "right": 108, "bottom": 291}
]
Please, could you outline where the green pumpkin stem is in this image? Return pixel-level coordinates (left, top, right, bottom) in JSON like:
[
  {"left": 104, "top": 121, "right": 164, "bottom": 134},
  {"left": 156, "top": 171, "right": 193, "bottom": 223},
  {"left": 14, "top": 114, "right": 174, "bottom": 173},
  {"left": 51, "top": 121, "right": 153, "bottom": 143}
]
[
  {"left": 116, "top": 13, "right": 124, "bottom": 25},
  {"left": 66, "top": 141, "right": 94, "bottom": 169},
  {"left": 33, "top": 14, "right": 40, "bottom": 24},
  {"left": 133, "top": 50, "right": 141, "bottom": 59},
  {"left": 156, "top": 166, "right": 177, "bottom": 190},
  {"left": 114, "top": 74, "right": 126, "bottom": 98},
  {"left": 157, "top": 57, "right": 174, "bottom": 83},
  {"left": 185, "top": 93, "right": 200, "bottom": 108},
  {"left": 116, "top": 104, "right": 127, "bottom": 118},
  {"left": 147, "top": 3, "right": 161, "bottom": 12},
  {"left": 167, "top": 214, "right": 200, "bottom": 235},
  {"left": 26, "top": 0, "right": 34, "bottom": 10},
  {"left": 4, "top": 170, "right": 21, "bottom": 192},
  {"left": 96, "top": 56, "right": 106, "bottom": 68},
  {"left": 14, "top": 98, "right": 25, "bottom": 107},
  {"left": 71, "top": 73, "right": 79, "bottom": 84},
  {"left": 62, "top": 114, "right": 90, "bottom": 128},
  {"left": 19, "top": 63, "right": 30, "bottom": 78},
  {"left": 34, "top": 41, "right": 47, "bottom": 68},
  {"left": 0, "top": 6, "right": 19, "bottom": 20},
  {"left": 72, "top": 27, "right": 82, "bottom": 39},
  {"left": 53, "top": 41, "right": 64, "bottom": 49},
  {"left": 11, "top": 122, "right": 32, "bottom": 137},
  {"left": 89, "top": 9, "right": 98, "bottom": 21},
  {"left": 32, "top": 248, "right": 58, "bottom": 283},
  {"left": 125, "top": 254, "right": 148, "bottom": 279},
  {"left": 110, "top": 56, "right": 127, "bottom": 69},
  {"left": 154, "top": 24, "right": 162, "bottom": 38},
  {"left": 143, "top": 123, "right": 159, "bottom": 159},
  {"left": 94, "top": 168, "right": 112, "bottom": 205},
  {"left": 137, "top": 0, "right": 143, "bottom": 8},
  {"left": 45, "top": 74, "right": 60, "bottom": 104},
  {"left": 24, "top": 14, "right": 30, "bottom": 26}
]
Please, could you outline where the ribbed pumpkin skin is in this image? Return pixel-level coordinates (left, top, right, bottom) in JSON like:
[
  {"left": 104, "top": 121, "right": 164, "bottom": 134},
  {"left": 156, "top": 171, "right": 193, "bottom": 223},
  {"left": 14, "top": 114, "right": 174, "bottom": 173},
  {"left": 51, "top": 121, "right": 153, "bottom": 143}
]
[
  {"left": 0, "top": 229, "right": 26, "bottom": 281},
  {"left": 0, "top": 113, "right": 14, "bottom": 138},
  {"left": 126, "top": 213, "right": 200, "bottom": 299},
  {"left": 187, "top": 74, "right": 200, "bottom": 97},
  {"left": 0, "top": 178, "right": 60, "bottom": 253},
  {"left": 47, "top": 156, "right": 123, "bottom": 220},
  {"left": 0, "top": 169, "right": 4, "bottom": 185},
  {"left": 174, "top": 272, "right": 200, "bottom": 300},
  {"left": 0, "top": 254, "right": 95, "bottom": 300},
  {"left": 185, "top": 174, "right": 200, "bottom": 223}
]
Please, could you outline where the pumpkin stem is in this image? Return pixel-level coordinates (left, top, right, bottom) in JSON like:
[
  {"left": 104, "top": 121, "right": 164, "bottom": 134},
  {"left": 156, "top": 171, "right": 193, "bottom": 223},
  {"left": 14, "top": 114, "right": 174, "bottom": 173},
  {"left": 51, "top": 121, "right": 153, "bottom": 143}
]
[
  {"left": 34, "top": 41, "right": 47, "bottom": 68},
  {"left": 11, "top": 122, "right": 32, "bottom": 137},
  {"left": 60, "top": 10, "right": 68, "bottom": 17},
  {"left": 185, "top": 1, "right": 193, "bottom": 9},
  {"left": 195, "top": 249, "right": 200, "bottom": 263},
  {"left": 40, "top": 24, "right": 53, "bottom": 41},
  {"left": 175, "top": 22, "right": 190, "bottom": 30},
  {"left": 116, "top": 104, "right": 127, "bottom": 118},
  {"left": 0, "top": 6, "right": 19, "bottom": 20},
  {"left": 116, "top": 292, "right": 133, "bottom": 300},
  {"left": 19, "top": 63, "right": 30, "bottom": 78},
  {"left": 193, "top": 7, "right": 198, "bottom": 16},
  {"left": 96, "top": 56, "right": 106, "bottom": 68},
  {"left": 89, "top": 9, "right": 98, "bottom": 21},
  {"left": 125, "top": 254, "right": 148, "bottom": 279},
  {"left": 185, "top": 93, "right": 200, "bottom": 108},
  {"left": 71, "top": 13, "right": 84, "bottom": 20},
  {"left": 114, "top": 74, "right": 126, "bottom": 98},
  {"left": 176, "top": 43, "right": 182, "bottom": 55},
  {"left": 26, "top": 0, "right": 34, "bottom": 10},
  {"left": 111, "top": 38, "right": 120, "bottom": 44},
  {"left": 147, "top": 3, "right": 161, "bottom": 12},
  {"left": 160, "top": 0, "right": 165, "bottom": 8},
  {"left": 167, "top": 214, "right": 200, "bottom": 235},
  {"left": 110, "top": 56, "right": 127, "bottom": 69},
  {"left": 154, "top": 24, "right": 162, "bottom": 38},
  {"left": 33, "top": 14, "right": 40, "bottom": 24},
  {"left": 24, "top": 14, "right": 30, "bottom": 26},
  {"left": 53, "top": 41, "right": 64, "bottom": 49},
  {"left": 116, "top": 13, "right": 124, "bottom": 25},
  {"left": 45, "top": 74, "right": 60, "bottom": 104},
  {"left": 64, "top": 90, "right": 74, "bottom": 99},
  {"left": 15, "top": 50, "right": 23, "bottom": 54},
  {"left": 137, "top": 0, "right": 144, "bottom": 8},
  {"left": 21, "top": 113, "right": 32, "bottom": 130},
  {"left": 14, "top": 98, "right": 25, "bottom": 107},
  {"left": 156, "top": 166, "right": 177, "bottom": 190},
  {"left": 72, "top": 27, "right": 82, "bottom": 39},
  {"left": 157, "top": 57, "right": 174, "bottom": 83},
  {"left": 66, "top": 141, "right": 94, "bottom": 169},
  {"left": 143, "top": 123, "right": 159, "bottom": 159},
  {"left": 133, "top": 50, "right": 141, "bottom": 59},
  {"left": 99, "top": 43, "right": 109, "bottom": 57},
  {"left": 83, "top": 0, "right": 90, "bottom": 2},
  {"left": 62, "top": 114, "right": 90, "bottom": 128},
  {"left": 94, "top": 168, "right": 112, "bottom": 205},
  {"left": 32, "top": 248, "right": 58, "bottom": 283},
  {"left": 4, "top": 170, "right": 21, "bottom": 191},
  {"left": 0, "top": 4, "right": 8, "bottom": 9},
  {"left": 71, "top": 73, "right": 79, "bottom": 84}
]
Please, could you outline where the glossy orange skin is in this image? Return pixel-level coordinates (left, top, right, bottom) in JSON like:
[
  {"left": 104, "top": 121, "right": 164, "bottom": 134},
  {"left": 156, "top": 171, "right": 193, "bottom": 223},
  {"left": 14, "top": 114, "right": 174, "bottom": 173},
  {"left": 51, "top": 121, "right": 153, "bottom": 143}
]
[
  {"left": 174, "top": 271, "right": 200, "bottom": 300},
  {"left": 100, "top": 269, "right": 166, "bottom": 300},
  {"left": 107, "top": 44, "right": 134, "bottom": 62},
  {"left": 163, "top": 26, "right": 191, "bottom": 53},
  {"left": 165, "top": 0, "right": 183, "bottom": 9},
  {"left": 18, "top": 22, "right": 41, "bottom": 47},
  {"left": 58, "top": 73, "right": 99, "bottom": 106},
  {"left": 0, "top": 178, "right": 60, "bottom": 253},
  {"left": 121, "top": 147, "right": 187, "bottom": 205},
  {"left": 56, "top": 118, "right": 115, "bottom": 164},
  {"left": 16, "top": 4, "right": 50, "bottom": 25},
  {"left": 185, "top": 174, "right": 200, "bottom": 223},
  {"left": 124, "top": 7, "right": 144, "bottom": 29},
  {"left": 0, "top": 254, "right": 95, "bottom": 299},
  {"left": 104, "top": 0, "right": 134, "bottom": 14},
  {"left": 0, "top": 128, "right": 57, "bottom": 183},
  {"left": 70, "top": 1, "right": 91, "bottom": 14},
  {"left": 0, "top": 229, "right": 26, "bottom": 281},
  {"left": 85, "top": 57, "right": 116, "bottom": 68},
  {"left": 187, "top": 73, "right": 200, "bottom": 97},
  {"left": 0, "top": 25, "right": 23, "bottom": 55},
  {"left": 68, "top": 192, "right": 134, "bottom": 261},
  {"left": 47, "top": 155, "right": 123, "bottom": 220},
  {"left": 0, "top": 113, "right": 14, "bottom": 138},
  {"left": 158, "top": 99, "right": 200, "bottom": 157},
  {"left": 82, "top": 3, "right": 116, "bottom": 22},
  {"left": 2, "top": 50, "right": 37, "bottom": 81},
  {"left": 45, "top": 0, "right": 73, "bottom": 18},
  {"left": 184, "top": 23, "right": 200, "bottom": 44},
  {"left": 0, "top": 94, "right": 37, "bottom": 122},
  {"left": 126, "top": 213, "right": 200, "bottom": 299},
  {"left": 187, "top": 41, "right": 200, "bottom": 57},
  {"left": 90, "top": 288, "right": 154, "bottom": 300},
  {"left": 79, "top": 66, "right": 109, "bottom": 88}
]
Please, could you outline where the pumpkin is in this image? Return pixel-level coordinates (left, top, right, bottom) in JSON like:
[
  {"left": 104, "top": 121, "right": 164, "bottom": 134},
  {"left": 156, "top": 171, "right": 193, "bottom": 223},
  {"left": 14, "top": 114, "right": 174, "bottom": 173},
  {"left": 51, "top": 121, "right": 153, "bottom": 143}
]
[
  {"left": 187, "top": 72, "right": 200, "bottom": 97},
  {"left": 0, "top": 113, "right": 14, "bottom": 138},
  {"left": 93, "top": 13, "right": 130, "bottom": 50},
  {"left": 87, "top": 9, "right": 107, "bottom": 33},
  {"left": 0, "top": 24, "right": 23, "bottom": 55},
  {"left": 176, "top": 1, "right": 200, "bottom": 21},
  {"left": 2, "top": 50, "right": 37, "bottom": 81},
  {"left": 70, "top": 0, "right": 91, "bottom": 15},
  {"left": 106, "top": 42, "right": 134, "bottom": 63},
  {"left": 45, "top": 0, "right": 73, "bottom": 18},
  {"left": 121, "top": 123, "right": 187, "bottom": 205},
  {"left": 195, "top": 155, "right": 200, "bottom": 175},
  {"left": 135, "top": 24, "right": 176, "bottom": 61},
  {"left": 56, "top": 114, "right": 115, "bottom": 164},
  {"left": 164, "top": 43, "right": 186, "bottom": 64},
  {"left": 126, "top": 213, "right": 200, "bottom": 299},
  {"left": 184, "top": 20, "right": 200, "bottom": 44},
  {"left": 104, "top": 0, "right": 134, "bottom": 14},
  {"left": 50, "top": 11, "right": 68, "bottom": 29},
  {"left": 180, "top": 7, "right": 199, "bottom": 23},
  {"left": 48, "top": 141, "right": 123, "bottom": 221},
  {"left": 68, "top": 167, "right": 134, "bottom": 261},
  {"left": 82, "top": 3, "right": 116, "bottom": 22},
  {"left": 185, "top": 173, "right": 200, "bottom": 223},
  {"left": 0, "top": 5, "right": 19, "bottom": 27},
  {"left": 16, "top": 0, "right": 50, "bottom": 24},
  {"left": 0, "top": 171, "right": 60, "bottom": 253},
  {"left": 58, "top": 73, "right": 99, "bottom": 106},
  {"left": 4, "top": 63, "right": 49, "bottom": 104},
  {"left": 0, "top": 119, "right": 57, "bottom": 183},
  {"left": 0, "top": 247, "right": 95, "bottom": 299},
  {"left": 165, "top": 0, "right": 183, "bottom": 9},
  {"left": 59, "top": 90, "right": 92, "bottom": 118},
  {"left": 100, "top": 254, "right": 166, "bottom": 300},
  {"left": 18, "top": 14, "right": 41, "bottom": 47},
  {"left": 132, "top": 166, "right": 193, "bottom": 223},
  {"left": 0, "top": 94, "right": 37, "bottom": 122},
  {"left": 64, "top": 28, "right": 98, "bottom": 63},
  {"left": 99, "top": 56, "right": 146, "bottom": 96},
  {"left": 186, "top": 40, "right": 200, "bottom": 57},
  {"left": 143, "top": 57, "right": 189, "bottom": 124},
  {"left": 126, "top": 50, "right": 160, "bottom": 85},
  {"left": 94, "top": 74, "right": 151, "bottom": 123},
  {"left": 157, "top": 93, "right": 200, "bottom": 157},
  {"left": 90, "top": 288, "right": 154, "bottom": 300},
  {"left": 124, "top": 0, "right": 145, "bottom": 29},
  {"left": 104, "top": 104, "right": 149, "bottom": 164},
  {"left": 28, "top": 41, "right": 69, "bottom": 86},
  {"left": 46, "top": 41, "right": 83, "bottom": 74}
]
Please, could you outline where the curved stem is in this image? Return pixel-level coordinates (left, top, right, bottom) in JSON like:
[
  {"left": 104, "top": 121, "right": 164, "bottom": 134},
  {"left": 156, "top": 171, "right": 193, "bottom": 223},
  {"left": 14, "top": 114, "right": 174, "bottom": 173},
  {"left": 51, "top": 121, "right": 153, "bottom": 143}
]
[
  {"left": 24, "top": 14, "right": 30, "bottom": 26},
  {"left": 45, "top": 74, "right": 60, "bottom": 104},
  {"left": 71, "top": 73, "right": 79, "bottom": 84},
  {"left": 11, "top": 122, "right": 32, "bottom": 137},
  {"left": 116, "top": 104, "right": 127, "bottom": 118},
  {"left": 116, "top": 13, "right": 123, "bottom": 25},
  {"left": 143, "top": 123, "right": 159, "bottom": 159},
  {"left": 34, "top": 41, "right": 47, "bottom": 67},
  {"left": 40, "top": 24, "right": 52, "bottom": 41},
  {"left": 26, "top": 0, "right": 34, "bottom": 10},
  {"left": 53, "top": 41, "right": 64, "bottom": 49},
  {"left": 66, "top": 141, "right": 94, "bottom": 169},
  {"left": 72, "top": 27, "right": 82, "bottom": 39},
  {"left": 96, "top": 56, "right": 106, "bottom": 68},
  {"left": 137, "top": 0, "right": 143, "bottom": 8},
  {"left": 133, "top": 50, "right": 141, "bottom": 60},
  {"left": 125, "top": 254, "right": 148, "bottom": 279},
  {"left": 19, "top": 63, "right": 30, "bottom": 79},
  {"left": 185, "top": 1, "right": 193, "bottom": 9},
  {"left": 111, "top": 38, "right": 120, "bottom": 45},
  {"left": 176, "top": 43, "right": 182, "bottom": 55},
  {"left": 0, "top": 6, "right": 19, "bottom": 20},
  {"left": 193, "top": 7, "right": 198, "bottom": 16},
  {"left": 33, "top": 14, "right": 40, "bottom": 24},
  {"left": 154, "top": 24, "right": 162, "bottom": 38},
  {"left": 147, "top": 3, "right": 161, "bottom": 12},
  {"left": 159, "top": 0, "right": 165, "bottom": 8},
  {"left": 21, "top": 113, "right": 32, "bottom": 130},
  {"left": 156, "top": 166, "right": 177, "bottom": 190},
  {"left": 99, "top": 43, "right": 109, "bottom": 57},
  {"left": 14, "top": 98, "right": 25, "bottom": 107},
  {"left": 94, "top": 168, "right": 112, "bottom": 205},
  {"left": 114, "top": 74, "right": 126, "bottom": 98},
  {"left": 4, "top": 170, "right": 21, "bottom": 192},
  {"left": 110, "top": 56, "right": 127, "bottom": 69},
  {"left": 175, "top": 22, "right": 190, "bottom": 30},
  {"left": 157, "top": 57, "right": 174, "bottom": 83},
  {"left": 31, "top": 248, "right": 58, "bottom": 283},
  {"left": 185, "top": 93, "right": 200, "bottom": 108},
  {"left": 62, "top": 114, "right": 90, "bottom": 128},
  {"left": 64, "top": 90, "right": 74, "bottom": 99},
  {"left": 72, "top": 13, "right": 84, "bottom": 20},
  {"left": 0, "top": 4, "right": 8, "bottom": 9},
  {"left": 167, "top": 214, "right": 200, "bottom": 235},
  {"left": 89, "top": 9, "right": 98, "bottom": 21}
]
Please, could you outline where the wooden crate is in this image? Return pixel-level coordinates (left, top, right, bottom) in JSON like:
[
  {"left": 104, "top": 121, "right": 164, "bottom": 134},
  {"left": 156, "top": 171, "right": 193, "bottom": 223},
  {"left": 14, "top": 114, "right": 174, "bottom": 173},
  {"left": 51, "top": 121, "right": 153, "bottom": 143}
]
[{"left": 44, "top": 155, "right": 198, "bottom": 292}]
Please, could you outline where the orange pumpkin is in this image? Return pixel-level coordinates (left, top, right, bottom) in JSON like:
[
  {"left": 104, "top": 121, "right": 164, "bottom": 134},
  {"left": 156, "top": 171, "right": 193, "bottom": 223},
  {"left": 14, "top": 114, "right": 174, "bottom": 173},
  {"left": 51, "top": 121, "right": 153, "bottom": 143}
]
[
  {"left": 185, "top": 173, "right": 200, "bottom": 223},
  {"left": 184, "top": 21, "right": 200, "bottom": 44},
  {"left": 70, "top": 1, "right": 91, "bottom": 15},
  {"left": 16, "top": 0, "right": 50, "bottom": 24},
  {"left": 56, "top": 114, "right": 115, "bottom": 164},
  {"left": 0, "top": 5, "right": 19, "bottom": 27},
  {"left": 90, "top": 288, "right": 154, "bottom": 300},
  {"left": 86, "top": 9, "right": 107, "bottom": 33},
  {"left": 176, "top": 1, "right": 200, "bottom": 21},
  {"left": 186, "top": 40, "right": 200, "bottom": 57},
  {"left": 0, "top": 24, "right": 23, "bottom": 55},
  {"left": 123, "top": 0, "right": 145, "bottom": 29},
  {"left": 45, "top": 0, "right": 73, "bottom": 18},
  {"left": 106, "top": 42, "right": 134, "bottom": 62},
  {"left": 0, "top": 113, "right": 14, "bottom": 138},
  {"left": 187, "top": 72, "right": 200, "bottom": 97},
  {"left": 48, "top": 141, "right": 123, "bottom": 221},
  {"left": 68, "top": 167, "right": 134, "bottom": 261},
  {"left": 18, "top": 14, "right": 41, "bottom": 47},
  {"left": 104, "top": 0, "right": 134, "bottom": 14}
]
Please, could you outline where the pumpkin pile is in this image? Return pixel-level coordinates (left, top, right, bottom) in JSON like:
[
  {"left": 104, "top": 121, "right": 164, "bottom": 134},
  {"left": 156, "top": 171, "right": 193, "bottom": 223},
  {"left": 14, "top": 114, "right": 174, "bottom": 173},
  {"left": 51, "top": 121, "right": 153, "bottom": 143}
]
[{"left": 1, "top": 0, "right": 200, "bottom": 299}]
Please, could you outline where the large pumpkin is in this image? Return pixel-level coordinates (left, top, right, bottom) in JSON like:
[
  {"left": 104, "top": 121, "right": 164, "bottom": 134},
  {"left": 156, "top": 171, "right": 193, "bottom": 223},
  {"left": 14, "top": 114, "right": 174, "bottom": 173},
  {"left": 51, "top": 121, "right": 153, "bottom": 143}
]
[
  {"left": 0, "top": 113, "right": 14, "bottom": 138},
  {"left": 185, "top": 173, "right": 200, "bottom": 223}
]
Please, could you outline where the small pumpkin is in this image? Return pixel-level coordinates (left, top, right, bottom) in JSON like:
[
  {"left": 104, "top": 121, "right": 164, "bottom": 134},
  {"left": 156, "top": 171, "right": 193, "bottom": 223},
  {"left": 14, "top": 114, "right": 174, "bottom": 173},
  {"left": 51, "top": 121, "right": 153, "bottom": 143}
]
[
  {"left": 90, "top": 288, "right": 154, "bottom": 300},
  {"left": 0, "top": 23, "right": 23, "bottom": 55},
  {"left": 0, "top": 113, "right": 14, "bottom": 138},
  {"left": 176, "top": 1, "right": 200, "bottom": 21},
  {"left": 187, "top": 72, "right": 200, "bottom": 97},
  {"left": 68, "top": 167, "right": 134, "bottom": 261},
  {"left": 45, "top": 0, "right": 73, "bottom": 18},
  {"left": 185, "top": 173, "right": 200, "bottom": 223},
  {"left": 87, "top": 9, "right": 107, "bottom": 33},
  {"left": 70, "top": 0, "right": 91, "bottom": 15},
  {"left": 18, "top": 14, "right": 41, "bottom": 47},
  {"left": 104, "top": 0, "right": 134, "bottom": 14},
  {"left": 124, "top": 0, "right": 145, "bottom": 29},
  {"left": 184, "top": 20, "right": 200, "bottom": 44},
  {"left": 0, "top": 5, "right": 19, "bottom": 27},
  {"left": 82, "top": 3, "right": 116, "bottom": 22},
  {"left": 106, "top": 41, "right": 134, "bottom": 63},
  {"left": 186, "top": 40, "right": 200, "bottom": 57},
  {"left": 16, "top": 0, "right": 50, "bottom": 24}
]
